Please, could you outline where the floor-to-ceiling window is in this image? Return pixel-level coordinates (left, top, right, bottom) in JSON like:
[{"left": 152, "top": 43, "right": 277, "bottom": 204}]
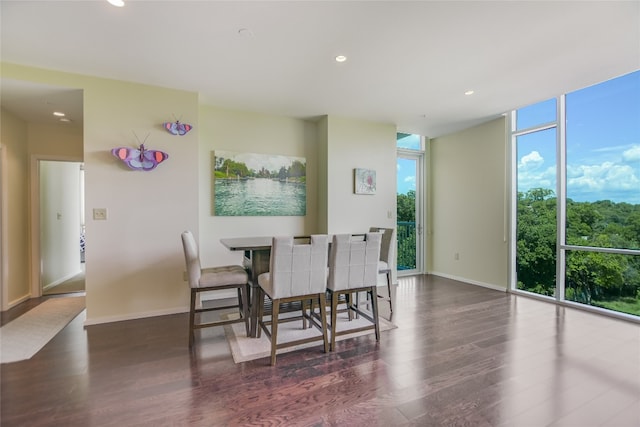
[
  {"left": 514, "top": 99, "right": 558, "bottom": 297},
  {"left": 397, "top": 133, "right": 424, "bottom": 275},
  {"left": 511, "top": 70, "right": 640, "bottom": 319}
]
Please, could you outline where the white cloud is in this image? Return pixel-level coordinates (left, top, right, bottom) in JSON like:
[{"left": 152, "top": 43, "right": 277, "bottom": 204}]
[
  {"left": 519, "top": 151, "right": 544, "bottom": 171},
  {"left": 623, "top": 145, "right": 640, "bottom": 162},
  {"left": 567, "top": 162, "right": 640, "bottom": 200},
  {"left": 518, "top": 147, "right": 640, "bottom": 202},
  {"left": 517, "top": 151, "right": 556, "bottom": 192}
]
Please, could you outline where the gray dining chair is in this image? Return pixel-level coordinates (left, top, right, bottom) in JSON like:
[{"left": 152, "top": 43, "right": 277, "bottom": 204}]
[
  {"left": 369, "top": 226, "right": 396, "bottom": 313},
  {"left": 257, "top": 235, "right": 330, "bottom": 366},
  {"left": 181, "top": 230, "right": 250, "bottom": 348},
  {"left": 327, "top": 232, "right": 382, "bottom": 351}
]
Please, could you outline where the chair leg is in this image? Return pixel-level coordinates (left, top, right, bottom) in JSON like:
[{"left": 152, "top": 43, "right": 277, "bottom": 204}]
[
  {"left": 270, "top": 299, "right": 280, "bottom": 366},
  {"left": 330, "top": 291, "right": 339, "bottom": 351},
  {"left": 318, "top": 293, "right": 329, "bottom": 353},
  {"left": 386, "top": 271, "right": 393, "bottom": 313},
  {"left": 369, "top": 286, "right": 380, "bottom": 342},
  {"left": 256, "top": 288, "right": 265, "bottom": 339},
  {"left": 189, "top": 289, "right": 197, "bottom": 348},
  {"left": 302, "top": 299, "right": 308, "bottom": 329},
  {"left": 240, "top": 284, "right": 250, "bottom": 337}
]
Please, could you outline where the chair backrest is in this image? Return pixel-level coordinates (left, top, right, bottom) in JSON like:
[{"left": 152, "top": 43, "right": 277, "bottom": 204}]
[
  {"left": 328, "top": 233, "right": 382, "bottom": 291},
  {"left": 181, "top": 231, "right": 201, "bottom": 287},
  {"left": 369, "top": 227, "right": 396, "bottom": 268},
  {"left": 268, "top": 234, "right": 329, "bottom": 299}
]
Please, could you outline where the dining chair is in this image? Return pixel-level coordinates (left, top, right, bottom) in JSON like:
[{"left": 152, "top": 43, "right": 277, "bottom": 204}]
[
  {"left": 327, "top": 232, "right": 382, "bottom": 351},
  {"left": 181, "top": 230, "right": 250, "bottom": 348},
  {"left": 257, "top": 235, "right": 330, "bottom": 366},
  {"left": 369, "top": 226, "right": 396, "bottom": 313}
]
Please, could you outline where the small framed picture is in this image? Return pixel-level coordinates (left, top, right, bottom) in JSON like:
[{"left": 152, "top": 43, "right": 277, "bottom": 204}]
[{"left": 354, "top": 168, "right": 376, "bottom": 195}]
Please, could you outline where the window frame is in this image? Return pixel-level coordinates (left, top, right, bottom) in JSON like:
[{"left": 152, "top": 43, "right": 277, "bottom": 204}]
[{"left": 510, "top": 83, "right": 640, "bottom": 322}]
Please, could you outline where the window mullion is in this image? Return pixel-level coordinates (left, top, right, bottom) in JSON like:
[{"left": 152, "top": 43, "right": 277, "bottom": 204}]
[{"left": 557, "top": 95, "right": 567, "bottom": 303}]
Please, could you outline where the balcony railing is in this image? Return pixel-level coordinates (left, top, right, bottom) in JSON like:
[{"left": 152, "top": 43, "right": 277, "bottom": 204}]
[{"left": 397, "top": 221, "right": 416, "bottom": 270}]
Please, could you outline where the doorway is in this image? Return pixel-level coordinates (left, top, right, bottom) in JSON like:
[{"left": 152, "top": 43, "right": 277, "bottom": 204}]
[
  {"left": 37, "top": 160, "right": 85, "bottom": 296},
  {"left": 397, "top": 148, "right": 424, "bottom": 275}
]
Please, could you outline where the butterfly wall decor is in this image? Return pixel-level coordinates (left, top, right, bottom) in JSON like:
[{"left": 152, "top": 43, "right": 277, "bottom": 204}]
[
  {"left": 163, "top": 119, "right": 192, "bottom": 136},
  {"left": 111, "top": 144, "right": 169, "bottom": 171}
]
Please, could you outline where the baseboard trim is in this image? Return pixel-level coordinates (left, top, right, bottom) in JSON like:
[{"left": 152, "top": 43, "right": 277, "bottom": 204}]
[
  {"left": 7, "top": 294, "right": 31, "bottom": 310},
  {"left": 429, "top": 272, "right": 507, "bottom": 293},
  {"left": 84, "top": 306, "right": 188, "bottom": 326},
  {"left": 42, "top": 269, "right": 83, "bottom": 291}
]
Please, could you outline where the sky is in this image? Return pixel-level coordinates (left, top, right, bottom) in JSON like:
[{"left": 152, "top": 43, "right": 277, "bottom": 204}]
[
  {"left": 215, "top": 150, "right": 305, "bottom": 173},
  {"left": 397, "top": 134, "right": 420, "bottom": 194},
  {"left": 517, "top": 70, "right": 640, "bottom": 204},
  {"left": 397, "top": 157, "right": 416, "bottom": 195}
]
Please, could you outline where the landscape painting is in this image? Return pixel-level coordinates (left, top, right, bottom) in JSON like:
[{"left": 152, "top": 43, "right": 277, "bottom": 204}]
[{"left": 213, "top": 151, "right": 306, "bottom": 216}]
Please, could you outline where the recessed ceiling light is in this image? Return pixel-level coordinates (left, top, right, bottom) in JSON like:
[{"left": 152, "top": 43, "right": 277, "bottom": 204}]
[
  {"left": 107, "top": 0, "right": 125, "bottom": 6},
  {"left": 53, "top": 111, "right": 65, "bottom": 117},
  {"left": 464, "top": 90, "right": 475, "bottom": 96},
  {"left": 335, "top": 55, "right": 347, "bottom": 63},
  {"left": 59, "top": 118, "right": 71, "bottom": 123}
]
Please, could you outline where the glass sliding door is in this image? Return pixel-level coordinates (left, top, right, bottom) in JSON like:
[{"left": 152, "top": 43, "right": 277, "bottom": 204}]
[{"left": 396, "top": 133, "right": 424, "bottom": 275}]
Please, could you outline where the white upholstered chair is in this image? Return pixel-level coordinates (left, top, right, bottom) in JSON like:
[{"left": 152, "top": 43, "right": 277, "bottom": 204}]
[
  {"left": 181, "top": 231, "right": 250, "bottom": 348},
  {"left": 257, "top": 235, "right": 330, "bottom": 366},
  {"left": 327, "top": 232, "right": 382, "bottom": 351},
  {"left": 369, "top": 227, "right": 396, "bottom": 313}
]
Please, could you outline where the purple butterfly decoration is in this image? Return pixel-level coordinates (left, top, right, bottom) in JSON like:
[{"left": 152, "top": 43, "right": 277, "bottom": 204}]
[
  {"left": 111, "top": 144, "right": 169, "bottom": 171},
  {"left": 163, "top": 120, "right": 192, "bottom": 136}
]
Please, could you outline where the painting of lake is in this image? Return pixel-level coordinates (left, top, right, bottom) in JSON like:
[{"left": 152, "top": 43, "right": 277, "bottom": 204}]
[{"left": 213, "top": 150, "right": 306, "bottom": 216}]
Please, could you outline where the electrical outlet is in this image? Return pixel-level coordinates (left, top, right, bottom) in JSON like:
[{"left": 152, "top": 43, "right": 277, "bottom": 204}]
[
  {"left": 454, "top": 252, "right": 460, "bottom": 261},
  {"left": 93, "top": 208, "right": 108, "bottom": 220}
]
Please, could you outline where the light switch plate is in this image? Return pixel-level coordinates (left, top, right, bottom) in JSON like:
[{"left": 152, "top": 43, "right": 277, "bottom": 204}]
[{"left": 93, "top": 208, "right": 107, "bottom": 220}]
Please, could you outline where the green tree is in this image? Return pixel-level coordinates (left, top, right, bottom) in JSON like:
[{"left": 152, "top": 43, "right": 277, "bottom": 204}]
[
  {"left": 516, "top": 188, "right": 557, "bottom": 295},
  {"left": 397, "top": 190, "right": 415, "bottom": 221},
  {"left": 288, "top": 160, "right": 306, "bottom": 178}
]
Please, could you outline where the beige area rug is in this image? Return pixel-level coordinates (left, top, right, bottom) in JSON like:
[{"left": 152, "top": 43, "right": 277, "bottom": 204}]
[
  {"left": 224, "top": 310, "right": 397, "bottom": 363},
  {"left": 0, "top": 296, "right": 85, "bottom": 364}
]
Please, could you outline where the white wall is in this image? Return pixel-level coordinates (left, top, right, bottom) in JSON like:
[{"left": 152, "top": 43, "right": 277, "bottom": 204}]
[
  {"left": 429, "top": 117, "right": 508, "bottom": 290},
  {"left": 39, "top": 160, "right": 82, "bottom": 288}
]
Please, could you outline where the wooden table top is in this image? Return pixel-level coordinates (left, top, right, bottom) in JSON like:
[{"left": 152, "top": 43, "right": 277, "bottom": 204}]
[{"left": 219, "top": 236, "right": 274, "bottom": 251}]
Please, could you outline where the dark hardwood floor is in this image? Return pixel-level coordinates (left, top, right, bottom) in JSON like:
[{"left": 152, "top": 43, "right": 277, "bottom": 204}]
[{"left": 2, "top": 275, "right": 639, "bottom": 426}]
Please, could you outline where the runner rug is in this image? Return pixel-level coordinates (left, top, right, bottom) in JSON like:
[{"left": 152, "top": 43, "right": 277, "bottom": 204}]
[
  {"left": 0, "top": 296, "right": 85, "bottom": 364},
  {"left": 224, "top": 310, "right": 397, "bottom": 363}
]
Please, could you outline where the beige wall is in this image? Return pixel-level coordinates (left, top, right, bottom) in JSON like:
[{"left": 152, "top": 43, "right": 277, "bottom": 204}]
[
  {"left": 197, "top": 105, "right": 319, "bottom": 268},
  {"left": 0, "top": 108, "right": 30, "bottom": 307},
  {"left": 1, "top": 63, "right": 399, "bottom": 324},
  {"left": 28, "top": 122, "right": 83, "bottom": 159},
  {"left": 2, "top": 63, "right": 200, "bottom": 324},
  {"left": 2, "top": 62, "right": 510, "bottom": 321},
  {"left": 325, "top": 115, "right": 397, "bottom": 234},
  {"left": 82, "top": 77, "right": 199, "bottom": 324},
  {"left": 429, "top": 117, "right": 508, "bottom": 290}
]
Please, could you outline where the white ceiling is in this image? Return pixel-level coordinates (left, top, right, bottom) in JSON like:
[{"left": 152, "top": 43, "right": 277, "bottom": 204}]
[{"left": 1, "top": 1, "right": 639, "bottom": 137}]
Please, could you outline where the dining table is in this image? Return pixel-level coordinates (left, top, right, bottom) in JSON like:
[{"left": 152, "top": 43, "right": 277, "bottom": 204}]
[
  {"left": 220, "top": 234, "right": 368, "bottom": 337},
  {"left": 220, "top": 236, "right": 275, "bottom": 337}
]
